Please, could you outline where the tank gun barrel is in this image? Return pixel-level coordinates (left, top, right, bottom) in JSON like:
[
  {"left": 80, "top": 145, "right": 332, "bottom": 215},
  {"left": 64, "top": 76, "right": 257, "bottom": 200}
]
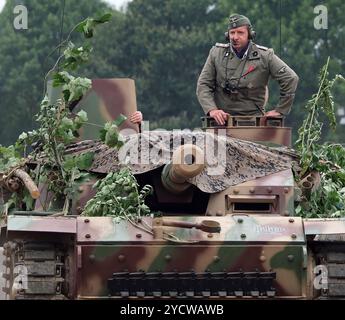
[{"left": 161, "top": 144, "right": 205, "bottom": 194}]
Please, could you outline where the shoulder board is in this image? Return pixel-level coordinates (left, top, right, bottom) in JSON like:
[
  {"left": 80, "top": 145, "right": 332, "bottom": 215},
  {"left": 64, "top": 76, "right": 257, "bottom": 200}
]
[
  {"left": 215, "top": 42, "right": 230, "bottom": 48},
  {"left": 256, "top": 44, "right": 269, "bottom": 51}
]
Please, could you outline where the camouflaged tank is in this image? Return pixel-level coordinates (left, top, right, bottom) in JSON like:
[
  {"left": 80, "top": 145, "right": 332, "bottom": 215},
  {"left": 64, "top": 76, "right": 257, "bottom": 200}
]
[{"left": 1, "top": 79, "right": 345, "bottom": 300}]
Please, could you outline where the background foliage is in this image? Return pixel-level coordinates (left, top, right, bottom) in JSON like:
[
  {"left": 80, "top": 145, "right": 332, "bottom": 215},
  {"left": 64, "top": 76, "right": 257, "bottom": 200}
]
[{"left": 0, "top": 0, "right": 345, "bottom": 145}]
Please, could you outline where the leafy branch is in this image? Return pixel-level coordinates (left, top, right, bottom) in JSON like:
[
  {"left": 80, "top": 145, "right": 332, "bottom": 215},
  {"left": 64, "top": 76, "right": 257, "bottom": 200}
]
[
  {"left": 83, "top": 169, "right": 152, "bottom": 220},
  {"left": 295, "top": 57, "right": 345, "bottom": 218}
]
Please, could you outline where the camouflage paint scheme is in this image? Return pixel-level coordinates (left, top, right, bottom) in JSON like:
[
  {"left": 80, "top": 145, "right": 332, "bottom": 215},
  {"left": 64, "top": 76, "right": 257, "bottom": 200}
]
[{"left": 1, "top": 79, "right": 345, "bottom": 300}]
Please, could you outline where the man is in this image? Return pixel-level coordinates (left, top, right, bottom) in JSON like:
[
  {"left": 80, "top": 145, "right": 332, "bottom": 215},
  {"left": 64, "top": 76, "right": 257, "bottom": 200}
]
[{"left": 196, "top": 14, "right": 299, "bottom": 125}]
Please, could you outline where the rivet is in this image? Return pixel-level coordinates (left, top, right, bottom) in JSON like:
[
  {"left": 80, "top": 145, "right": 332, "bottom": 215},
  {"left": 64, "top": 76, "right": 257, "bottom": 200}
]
[
  {"left": 165, "top": 255, "right": 171, "bottom": 261},
  {"left": 237, "top": 218, "right": 243, "bottom": 224},
  {"left": 207, "top": 233, "right": 213, "bottom": 238},
  {"left": 259, "top": 255, "right": 266, "bottom": 262},
  {"left": 216, "top": 211, "right": 223, "bottom": 216},
  {"left": 241, "top": 234, "right": 247, "bottom": 239},
  {"left": 233, "top": 189, "right": 239, "bottom": 194},
  {"left": 291, "top": 233, "right": 297, "bottom": 239},
  {"left": 89, "top": 254, "right": 95, "bottom": 261},
  {"left": 289, "top": 218, "right": 295, "bottom": 223},
  {"left": 213, "top": 256, "right": 220, "bottom": 262},
  {"left": 206, "top": 211, "right": 213, "bottom": 216},
  {"left": 118, "top": 255, "right": 126, "bottom": 262},
  {"left": 284, "top": 188, "right": 289, "bottom": 194},
  {"left": 85, "top": 234, "right": 91, "bottom": 239},
  {"left": 84, "top": 219, "right": 90, "bottom": 223},
  {"left": 267, "top": 187, "right": 272, "bottom": 193},
  {"left": 136, "top": 233, "right": 142, "bottom": 239},
  {"left": 284, "top": 211, "right": 290, "bottom": 216},
  {"left": 287, "top": 255, "right": 294, "bottom": 262},
  {"left": 249, "top": 188, "right": 255, "bottom": 194}
]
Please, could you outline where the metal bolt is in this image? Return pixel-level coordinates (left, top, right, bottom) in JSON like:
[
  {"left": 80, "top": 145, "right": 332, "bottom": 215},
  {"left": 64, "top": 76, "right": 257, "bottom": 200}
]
[
  {"left": 291, "top": 233, "right": 297, "bottom": 240},
  {"left": 165, "top": 255, "right": 171, "bottom": 261},
  {"left": 89, "top": 254, "right": 95, "bottom": 262},
  {"left": 259, "top": 255, "right": 266, "bottom": 262},
  {"left": 237, "top": 218, "right": 243, "bottom": 224},
  {"left": 118, "top": 255, "right": 125, "bottom": 262},
  {"left": 284, "top": 188, "right": 289, "bottom": 194},
  {"left": 289, "top": 218, "right": 295, "bottom": 223},
  {"left": 241, "top": 233, "right": 247, "bottom": 239},
  {"left": 84, "top": 219, "right": 90, "bottom": 223},
  {"left": 136, "top": 233, "right": 142, "bottom": 239},
  {"left": 213, "top": 256, "right": 220, "bottom": 262},
  {"left": 206, "top": 211, "right": 213, "bottom": 216},
  {"left": 76, "top": 207, "right": 83, "bottom": 214},
  {"left": 216, "top": 211, "right": 223, "bottom": 216},
  {"left": 287, "top": 255, "right": 294, "bottom": 262},
  {"left": 233, "top": 189, "right": 239, "bottom": 194},
  {"left": 207, "top": 233, "right": 213, "bottom": 238},
  {"left": 267, "top": 187, "right": 272, "bottom": 194},
  {"left": 249, "top": 188, "right": 255, "bottom": 194},
  {"left": 85, "top": 234, "right": 91, "bottom": 239}
]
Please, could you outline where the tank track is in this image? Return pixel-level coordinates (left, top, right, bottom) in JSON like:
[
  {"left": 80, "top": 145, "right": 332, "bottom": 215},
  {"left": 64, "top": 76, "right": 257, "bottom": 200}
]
[
  {"left": 313, "top": 235, "right": 345, "bottom": 299},
  {"left": 2, "top": 241, "right": 67, "bottom": 300}
]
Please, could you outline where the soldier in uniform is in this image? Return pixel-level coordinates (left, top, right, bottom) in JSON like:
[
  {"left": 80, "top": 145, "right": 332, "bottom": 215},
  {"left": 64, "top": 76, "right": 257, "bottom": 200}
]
[{"left": 196, "top": 14, "right": 299, "bottom": 125}]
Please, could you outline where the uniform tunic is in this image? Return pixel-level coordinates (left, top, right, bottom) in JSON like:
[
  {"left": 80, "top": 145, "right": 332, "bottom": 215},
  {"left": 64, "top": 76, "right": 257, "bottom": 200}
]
[{"left": 196, "top": 42, "right": 299, "bottom": 116}]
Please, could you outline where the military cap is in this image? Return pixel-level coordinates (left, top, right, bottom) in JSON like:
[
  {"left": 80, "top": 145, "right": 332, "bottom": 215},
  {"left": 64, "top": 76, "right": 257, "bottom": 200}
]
[{"left": 228, "top": 14, "right": 252, "bottom": 30}]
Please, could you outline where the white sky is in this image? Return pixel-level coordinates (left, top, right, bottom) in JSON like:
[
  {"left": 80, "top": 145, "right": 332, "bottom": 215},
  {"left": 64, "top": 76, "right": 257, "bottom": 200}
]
[{"left": 0, "top": 0, "right": 130, "bottom": 13}]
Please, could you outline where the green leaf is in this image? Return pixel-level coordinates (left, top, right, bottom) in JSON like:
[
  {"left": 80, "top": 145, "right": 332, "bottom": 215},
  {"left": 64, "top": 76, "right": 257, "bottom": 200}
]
[
  {"left": 95, "top": 13, "right": 112, "bottom": 23},
  {"left": 74, "top": 152, "right": 94, "bottom": 170},
  {"left": 77, "top": 110, "right": 88, "bottom": 123}
]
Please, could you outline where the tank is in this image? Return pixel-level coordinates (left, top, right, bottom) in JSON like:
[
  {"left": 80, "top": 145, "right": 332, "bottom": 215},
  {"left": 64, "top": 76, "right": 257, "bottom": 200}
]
[{"left": 1, "top": 79, "right": 345, "bottom": 300}]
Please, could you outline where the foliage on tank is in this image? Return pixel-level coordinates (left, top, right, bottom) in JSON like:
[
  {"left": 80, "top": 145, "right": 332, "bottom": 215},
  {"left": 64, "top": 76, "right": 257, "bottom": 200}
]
[
  {"left": 295, "top": 57, "right": 345, "bottom": 218},
  {"left": 0, "top": 13, "right": 152, "bottom": 220}
]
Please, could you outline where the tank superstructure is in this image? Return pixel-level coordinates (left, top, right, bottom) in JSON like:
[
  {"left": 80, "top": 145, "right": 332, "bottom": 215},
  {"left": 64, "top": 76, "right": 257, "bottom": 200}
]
[{"left": 1, "top": 80, "right": 345, "bottom": 300}]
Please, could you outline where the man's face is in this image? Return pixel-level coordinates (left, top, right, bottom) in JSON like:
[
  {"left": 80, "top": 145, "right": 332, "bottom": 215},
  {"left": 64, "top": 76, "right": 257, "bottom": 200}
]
[{"left": 229, "top": 25, "right": 249, "bottom": 51}]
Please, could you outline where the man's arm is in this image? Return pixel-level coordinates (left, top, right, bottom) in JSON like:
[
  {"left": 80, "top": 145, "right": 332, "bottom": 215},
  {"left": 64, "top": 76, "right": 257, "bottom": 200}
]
[
  {"left": 268, "top": 50, "right": 299, "bottom": 115},
  {"left": 196, "top": 47, "right": 218, "bottom": 114}
]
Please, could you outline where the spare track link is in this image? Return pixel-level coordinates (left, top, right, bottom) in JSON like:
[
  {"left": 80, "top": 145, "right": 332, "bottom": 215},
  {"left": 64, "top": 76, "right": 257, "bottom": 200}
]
[{"left": 2, "top": 241, "right": 67, "bottom": 300}]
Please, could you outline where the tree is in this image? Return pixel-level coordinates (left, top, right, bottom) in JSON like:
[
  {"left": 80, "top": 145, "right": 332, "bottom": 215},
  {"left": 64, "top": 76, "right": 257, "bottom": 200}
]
[
  {"left": 107, "top": 0, "right": 223, "bottom": 129},
  {"left": 0, "top": 0, "right": 111, "bottom": 145}
]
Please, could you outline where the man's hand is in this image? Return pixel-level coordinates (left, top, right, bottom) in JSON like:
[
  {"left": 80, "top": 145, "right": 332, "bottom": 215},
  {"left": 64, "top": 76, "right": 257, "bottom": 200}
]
[
  {"left": 264, "top": 110, "right": 282, "bottom": 117},
  {"left": 129, "top": 111, "right": 143, "bottom": 124},
  {"left": 209, "top": 109, "right": 229, "bottom": 125}
]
